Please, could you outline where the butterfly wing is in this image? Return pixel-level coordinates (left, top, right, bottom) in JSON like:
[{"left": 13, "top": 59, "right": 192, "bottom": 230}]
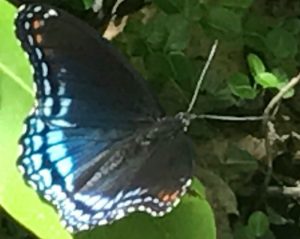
[{"left": 15, "top": 4, "right": 193, "bottom": 233}]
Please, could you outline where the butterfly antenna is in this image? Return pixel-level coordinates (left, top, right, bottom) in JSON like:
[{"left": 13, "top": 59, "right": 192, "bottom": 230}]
[{"left": 186, "top": 40, "right": 219, "bottom": 113}]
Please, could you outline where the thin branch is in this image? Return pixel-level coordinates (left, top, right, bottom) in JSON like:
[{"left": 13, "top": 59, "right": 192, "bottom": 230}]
[
  {"left": 262, "top": 73, "right": 300, "bottom": 189},
  {"left": 192, "top": 114, "right": 263, "bottom": 121},
  {"left": 268, "top": 185, "right": 300, "bottom": 198},
  {"left": 263, "top": 73, "right": 300, "bottom": 119},
  {"left": 187, "top": 40, "right": 219, "bottom": 113}
]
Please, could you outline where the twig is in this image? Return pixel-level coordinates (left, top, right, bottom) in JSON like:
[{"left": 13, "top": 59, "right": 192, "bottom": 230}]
[
  {"left": 263, "top": 73, "right": 300, "bottom": 119},
  {"left": 262, "top": 73, "right": 300, "bottom": 189},
  {"left": 187, "top": 40, "right": 219, "bottom": 113},
  {"left": 192, "top": 114, "right": 263, "bottom": 121},
  {"left": 268, "top": 185, "right": 300, "bottom": 198}
]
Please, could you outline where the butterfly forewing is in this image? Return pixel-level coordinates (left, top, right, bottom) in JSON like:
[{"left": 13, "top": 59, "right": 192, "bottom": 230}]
[{"left": 15, "top": 3, "right": 194, "bottom": 233}]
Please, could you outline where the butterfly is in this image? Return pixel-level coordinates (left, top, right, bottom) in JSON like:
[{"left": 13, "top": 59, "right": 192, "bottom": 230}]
[{"left": 15, "top": 3, "right": 195, "bottom": 233}]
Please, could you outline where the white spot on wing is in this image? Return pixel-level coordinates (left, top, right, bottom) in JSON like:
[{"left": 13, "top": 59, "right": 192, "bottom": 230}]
[
  {"left": 18, "top": 4, "right": 26, "bottom": 12},
  {"left": 43, "top": 79, "right": 51, "bottom": 95},
  {"left": 48, "top": 9, "right": 58, "bottom": 17},
  {"left": 42, "top": 62, "right": 48, "bottom": 77},
  {"left": 27, "top": 35, "right": 34, "bottom": 46},
  {"left": 33, "top": 6, "right": 42, "bottom": 12},
  {"left": 27, "top": 12, "right": 34, "bottom": 18},
  {"left": 64, "top": 174, "right": 74, "bottom": 192},
  {"left": 50, "top": 119, "right": 76, "bottom": 128},
  {"left": 93, "top": 212, "right": 104, "bottom": 219},
  {"left": 35, "top": 48, "right": 42, "bottom": 59},
  {"left": 92, "top": 198, "right": 109, "bottom": 210},
  {"left": 24, "top": 21, "right": 30, "bottom": 30}
]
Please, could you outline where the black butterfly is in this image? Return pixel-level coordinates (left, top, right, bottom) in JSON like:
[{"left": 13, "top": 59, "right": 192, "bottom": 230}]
[{"left": 15, "top": 3, "right": 195, "bottom": 233}]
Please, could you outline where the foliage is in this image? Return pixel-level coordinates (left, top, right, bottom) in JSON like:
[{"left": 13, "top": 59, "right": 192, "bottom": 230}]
[{"left": 2, "top": 0, "right": 300, "bottom": 238}]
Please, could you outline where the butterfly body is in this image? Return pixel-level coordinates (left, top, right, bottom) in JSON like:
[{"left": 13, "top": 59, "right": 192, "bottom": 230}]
[{"left": 15, "top": 4, "right": 194, "bottom": 233}]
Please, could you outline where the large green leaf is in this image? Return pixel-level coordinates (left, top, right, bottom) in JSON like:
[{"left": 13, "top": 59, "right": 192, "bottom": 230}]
[
  {"left": 0, "top": 1, "right": 216, "bottom": 239},
  {"left": 0, "top": 2, "right": 72, "bottom": 239}
]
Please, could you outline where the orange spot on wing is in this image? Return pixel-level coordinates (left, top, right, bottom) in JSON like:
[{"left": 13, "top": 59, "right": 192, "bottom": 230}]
[
  {"left": 35, "top": 34, "right": 43, "bottom": 44},
  {"left": 162, "top": 194, "right": 170, "bottom": 202},
  {"left": 158, "top": 190, "right": 165, "bottom": 199},
  {"left": 33, "top": 19, "right": 41, "bottom": 29},
  {"left": 157, "top": 190, "right": 180, "bottom": 202},
  {"left": 170, "top": 191, "right": 179, "bottom": 201}
]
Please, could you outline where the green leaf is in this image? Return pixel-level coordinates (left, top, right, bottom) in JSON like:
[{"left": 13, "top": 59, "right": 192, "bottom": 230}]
[
  {"left": 247, "top": 53, "right": 266, "bottom": 76},
  {"left": 228, "top": 73, "right": 257, "bottom": 99},
  {"left": 254, "top": 72, "right": 281, "bottom": 88},
  {"left": 143, "top": 14, "right": 169, "bottom": 50},
  {"left": 266, "top": 207, "right": 289, "bottom": 225},
  {"left": 168, "top": 51, "right": 195, "bottom": 91},
  {"left": 184, "top": 0, "right": 204, "bottom": 22},
  {"left": 243, "top": 14, "right": 268, "bottom": 51},
  {"left": 221, "top": 0, "right": 254, "bottom": 8},
  {"left": 206, "top": 7, "right": 242, "bottom": 36},
  {"left": 248, "top": 211, "right": 270, "bottom": 237},
  {"left": 234, "top": 225, "right": 256, "bottom": 239},
  {"left": 283, "top": 18, "right": 300, "bottom": 35},
  {"left": 126, "top": 36, "right": 148, "bottom": 57},
  {"left": 225, "top": 144, "right": 258, "bottom": 171},
  {"left": 275, "top": 82, "right": 295, "bottom": 99},
  {"left": 0, "top": 3, "right": 216, "bottom": 239},
  {"left": 271, "top": 68, "right": 289, "bottom": 83},
  {"left": 77, "top": 179, "right": 216, "bottom": 239},
  {"left": 265, "top": 28, "right": 298, "bottom": 58},
  {"left": 81, "top": 0, "right": 94, "bottom": 9},
  {"left": 165, "top": 15, "right": 190, "bottom": 51},
  {"left": 0, "top": 2, "right": 71, "bottom": 239},
  {"left": 270, "top": 68, "right": 295, "bottom": 98},
  {"left": 152, "top": 0, "right": 181, "bottom": 14},
  {"left": 145, "top": 52, "right": 173, "bottom": 78}
]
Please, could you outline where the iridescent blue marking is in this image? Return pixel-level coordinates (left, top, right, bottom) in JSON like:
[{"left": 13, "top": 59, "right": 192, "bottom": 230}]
[
  {"left": 57, "top": 106, "right": 69, "bottom": 117},
  {"left": 32, "top": 135, "right": 43, "bottom": 151},
  {"left": 24, "top": 137, "right": 31, "bottom": 146},
  {"left": 44, "top": 97, "right": 54, "bottom": 107},
  {"left": 44, "top": 79, "right": 51, "bottom": 95},
  {"left": 64, "top": 174, "right": 74, "bottom": 191},
  {"left": 35, "top": 118, "right": 45, "bottom": 133},
  {"left": 92, "top": 198, "right": 109, "bottom": 210},
  {"left": 58, "top": 82, "right": 66, "bottom": 95},
  {"left": 56, "top": 157, "right": 73, "bottom": 177},
  {"left": 24, "top": 147, "right": 32, "bottom": 156},
  {"left": 22, "top": 157, "right": 34, "bottom": 175},
  {"left": 86, "top": 196, "right": 101, "bottom": 206},
  {"left": 46, "top": 144, "right": 67, "bottom": 162},
  {"left": 103, "top": 200, "right": 114, "bottom": 210},
  {"left": 37, "top": 179, "right": 45, "bottom": 191},
  {"left": 124, "top": 188, "right": 141, "bottom": 199},
  {"left": 39, "top": 169, "right": 53, "bottom": 188},
  {"left": 31, "top": 154, "right": 42, "bottom": 170},
  {"left": 113, "top": 191, "right": 123, "bottom": 204},
  {"left": 29, "top": 118, "right": 36, "bottom": 125},
  {"left": 43, "top": 106, "right": 51, "bottom": 116},
  {"left": 93, "top": 212, "right": 105, "bottom": 219},
  {"left": 23, "top": 157, "right": 31, "bottom": 165},
  {"left": 60, "top": 98, "right": 72, "bottom": 106},
  {"left": 46, "top": 130, "right": 64, "bottom": 145},
  {"left": 31, "top": 173, "right": 40, "bottom": 181},
  {"left": 50, "top": 119, "right": 76, "bottom": 128}
]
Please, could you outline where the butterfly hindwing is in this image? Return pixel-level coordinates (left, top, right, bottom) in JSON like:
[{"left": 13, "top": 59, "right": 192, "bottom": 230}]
[{"left": 15, "top": 3, "right": 194, "bottom": 233}]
